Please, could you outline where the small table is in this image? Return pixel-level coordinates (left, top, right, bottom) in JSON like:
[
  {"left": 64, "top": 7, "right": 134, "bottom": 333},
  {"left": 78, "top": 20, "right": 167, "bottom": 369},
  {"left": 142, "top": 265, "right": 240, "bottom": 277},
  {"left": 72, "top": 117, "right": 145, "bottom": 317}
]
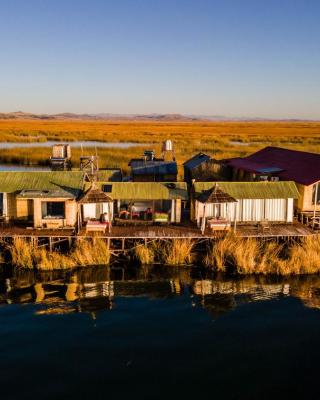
[
  {"left": 207, "top": 219, "right": 231, "bottom": 231},
  {"left": 86, "top": 220, "right": 109, "bottom": 233}
]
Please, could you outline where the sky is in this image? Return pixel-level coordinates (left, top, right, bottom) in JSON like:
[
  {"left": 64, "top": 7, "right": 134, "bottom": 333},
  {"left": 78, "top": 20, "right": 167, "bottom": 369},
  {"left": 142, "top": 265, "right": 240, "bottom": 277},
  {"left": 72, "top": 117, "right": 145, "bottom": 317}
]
[{"left": 0, "top": 0, "right": 319, "bottom": 119}]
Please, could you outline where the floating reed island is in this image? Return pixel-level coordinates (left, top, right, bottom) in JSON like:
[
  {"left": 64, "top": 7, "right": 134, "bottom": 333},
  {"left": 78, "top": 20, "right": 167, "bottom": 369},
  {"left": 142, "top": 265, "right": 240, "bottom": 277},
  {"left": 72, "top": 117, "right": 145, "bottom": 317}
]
[{"left": 0, "top": 140, "right": 319, "bottom": 274}]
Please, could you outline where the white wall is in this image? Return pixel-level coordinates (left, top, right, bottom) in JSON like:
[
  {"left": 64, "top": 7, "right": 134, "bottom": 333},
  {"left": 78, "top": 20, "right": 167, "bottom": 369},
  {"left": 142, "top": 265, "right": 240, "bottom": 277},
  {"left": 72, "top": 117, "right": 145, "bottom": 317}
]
[
  {"left": 83, "top": 202, "right": 114, "bottom": 220},
  {"left": 195, "top": 198, "right": 294, "bottom": 224}
]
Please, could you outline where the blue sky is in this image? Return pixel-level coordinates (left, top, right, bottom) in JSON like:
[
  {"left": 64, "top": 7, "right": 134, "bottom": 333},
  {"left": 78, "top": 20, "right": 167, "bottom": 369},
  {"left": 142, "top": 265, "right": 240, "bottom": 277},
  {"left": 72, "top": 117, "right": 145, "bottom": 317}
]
[{"left": 0, "top": 0, "right": 319, "bottom": 118}]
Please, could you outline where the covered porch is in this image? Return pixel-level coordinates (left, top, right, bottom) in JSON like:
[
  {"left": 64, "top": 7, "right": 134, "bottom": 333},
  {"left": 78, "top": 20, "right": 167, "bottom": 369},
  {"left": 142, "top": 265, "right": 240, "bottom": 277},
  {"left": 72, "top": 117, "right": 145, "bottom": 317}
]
[
  {"left": 195, "top": 185, "right": 237, "bottom": 234},
  {"left": 114, "top": 199, "right": 181, "bottom": 224},
  {"left": 78, "top": 185, "right": 113, "bottom": 233},
  {"left": 98, "top": 182, "right": 188, "bottom": 226}
]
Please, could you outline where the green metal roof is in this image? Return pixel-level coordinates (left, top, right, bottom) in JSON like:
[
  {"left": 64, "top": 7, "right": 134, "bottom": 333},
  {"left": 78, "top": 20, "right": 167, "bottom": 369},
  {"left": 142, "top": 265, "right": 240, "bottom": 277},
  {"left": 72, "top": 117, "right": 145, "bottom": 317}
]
[
  {"left": 96, "top": 169, "right": 122, "bottom": 182},
  {"left": 94, "top": 182, "right": 188, "bottom": 200},
  {"left": 0, "top": 171, "right": 85, "bottom": 198},
  {"left": 193, "top": 181, "right": 299, "bottom": 200}
]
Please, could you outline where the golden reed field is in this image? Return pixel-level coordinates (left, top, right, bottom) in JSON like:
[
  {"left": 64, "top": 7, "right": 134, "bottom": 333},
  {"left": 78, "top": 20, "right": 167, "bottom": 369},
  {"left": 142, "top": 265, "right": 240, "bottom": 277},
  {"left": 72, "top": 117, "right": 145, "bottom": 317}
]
[{"left": 0, "top": 119, "right": 319, "bottom": 176}]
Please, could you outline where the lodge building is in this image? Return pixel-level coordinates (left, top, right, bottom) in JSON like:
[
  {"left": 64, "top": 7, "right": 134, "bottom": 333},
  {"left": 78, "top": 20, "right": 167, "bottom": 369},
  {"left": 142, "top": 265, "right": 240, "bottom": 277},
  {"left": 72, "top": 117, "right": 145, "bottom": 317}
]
[
  {"left": 226, "top": 146, "right": 320, "bottom": 213},
  {"left": 0, "top": 143, "right": 318, "bottom": 236}
]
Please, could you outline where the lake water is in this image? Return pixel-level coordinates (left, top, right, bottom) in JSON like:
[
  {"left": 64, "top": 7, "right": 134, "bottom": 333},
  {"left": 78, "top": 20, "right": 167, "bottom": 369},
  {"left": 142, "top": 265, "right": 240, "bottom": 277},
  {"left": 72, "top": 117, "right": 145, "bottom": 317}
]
[
  {"left": 0, "top": 265, "right": 319, "bottom": 399},
  {"left": 0, "top": 164, "right": 50, "bottom": 171},
  {"left": 0, "top": 141, "right": 146, "bottom": 149}
]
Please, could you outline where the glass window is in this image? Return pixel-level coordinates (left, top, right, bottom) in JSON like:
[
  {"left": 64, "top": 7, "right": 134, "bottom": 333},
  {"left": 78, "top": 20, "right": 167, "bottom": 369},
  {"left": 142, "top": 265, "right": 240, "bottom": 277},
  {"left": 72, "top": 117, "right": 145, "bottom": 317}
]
[{"left": 42, "top": 202, "right": 65, "bottom": 219}]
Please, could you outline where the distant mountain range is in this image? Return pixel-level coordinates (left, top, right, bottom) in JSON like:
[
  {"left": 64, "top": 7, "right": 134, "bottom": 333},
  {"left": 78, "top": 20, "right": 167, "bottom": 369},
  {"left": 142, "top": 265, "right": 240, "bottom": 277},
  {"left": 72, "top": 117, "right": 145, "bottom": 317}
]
[{"left": 0, "top": 111, "right": 316, "bottom": 122}]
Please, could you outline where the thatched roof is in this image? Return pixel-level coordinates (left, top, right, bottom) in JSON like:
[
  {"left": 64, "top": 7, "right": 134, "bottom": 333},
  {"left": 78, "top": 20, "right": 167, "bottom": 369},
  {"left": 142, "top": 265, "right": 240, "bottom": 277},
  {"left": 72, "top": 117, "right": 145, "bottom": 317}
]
[
  {"left": 78, "top": 185, "right": 113, "bottom": 204},
  {"left": 197, "top": 184, "right": 237, "bottom": 204}
]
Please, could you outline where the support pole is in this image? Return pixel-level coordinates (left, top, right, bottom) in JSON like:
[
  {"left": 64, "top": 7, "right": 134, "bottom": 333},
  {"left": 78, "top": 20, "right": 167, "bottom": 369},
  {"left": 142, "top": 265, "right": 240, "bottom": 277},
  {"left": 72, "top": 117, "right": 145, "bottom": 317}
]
[
  {"left": 313, "top": 182, "right": 319, "bottom": 229},
  {"left": 201, "top": 203, "right": 206, "bottom": 235}
]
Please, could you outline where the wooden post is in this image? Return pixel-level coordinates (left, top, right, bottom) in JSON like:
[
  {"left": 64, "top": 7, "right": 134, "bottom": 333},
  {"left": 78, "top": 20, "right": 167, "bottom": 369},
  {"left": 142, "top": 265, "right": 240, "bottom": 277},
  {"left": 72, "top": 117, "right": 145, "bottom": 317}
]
[
  {"left": 108, "top": 201, "right": 112, "bottom": 233},
  {"left": 152, "top": 200, "right": 155, "bottom": 222},
  {"left": 201, "top": 203, "right": 206, "bottom": 235},
  {"left": 313, "top": 182, "right": 318, "bottom": 229},
  {"left": 171, "top": 199, "right": 175, "bottom": 223},
  {"left": 77, "top": 203, "right": 81, "bottom": 234}
]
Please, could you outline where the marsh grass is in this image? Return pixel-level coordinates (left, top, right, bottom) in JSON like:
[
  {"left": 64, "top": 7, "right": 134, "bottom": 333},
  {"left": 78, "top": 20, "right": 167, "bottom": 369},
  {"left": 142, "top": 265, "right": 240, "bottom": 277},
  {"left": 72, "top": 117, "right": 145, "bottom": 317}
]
[
  {"left": 203, "top": 236, "right": 234, "bottom": 271},
  {"left": 35, "top": 248, "right": 74, "bottom": 270},
  {"left": 281, "top": 236, "right": 320, "bottom": 275},
  {"left": 7, "top": 234, "right": 320, "bottom": 274},
  {"left": 71, "top": 239, "right": 111, "bottom": 266},
  {"left": 1, "top": 120, "right": 320, "bottom": 178},
  {"left": 134, "top": 243, "right": 155, "bottom": 265},
  {"left": 204, "top": 234, "right": 320, "bottom": 275},
  {"left": 10, "top": 237, "right": 35, "bottom": 269},
  {"left": 160, "top": 239, "right": 195, "bottom": 265},
  {"left": 8, "top": 238, "right": 110, "bottom": 270}
]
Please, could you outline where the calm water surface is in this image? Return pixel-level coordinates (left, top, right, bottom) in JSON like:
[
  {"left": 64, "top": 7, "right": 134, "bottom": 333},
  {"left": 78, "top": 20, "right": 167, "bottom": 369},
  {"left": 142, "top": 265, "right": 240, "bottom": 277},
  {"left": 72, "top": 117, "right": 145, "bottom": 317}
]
[
  {"left": 0, "top": 265, "right": 320, "bottom": 399},
  {"left": 0, "top": 141, "right": 146, "bottom": 149}
]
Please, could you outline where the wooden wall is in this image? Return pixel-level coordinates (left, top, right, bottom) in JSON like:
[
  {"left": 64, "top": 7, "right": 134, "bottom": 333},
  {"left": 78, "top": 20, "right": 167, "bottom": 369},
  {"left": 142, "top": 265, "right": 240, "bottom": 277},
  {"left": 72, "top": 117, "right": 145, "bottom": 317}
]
[
  {"left": 296, "top": 182, "right": 320, "bottom": 212},
  {"left": 33, "top": 198, "right": 77, "bottom": 228}
]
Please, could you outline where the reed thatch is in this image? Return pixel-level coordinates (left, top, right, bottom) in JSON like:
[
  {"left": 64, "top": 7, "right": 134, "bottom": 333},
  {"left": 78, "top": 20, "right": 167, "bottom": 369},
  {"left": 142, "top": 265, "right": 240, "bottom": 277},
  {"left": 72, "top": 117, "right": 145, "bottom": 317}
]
[
  {"left": 198, "top": 184, "right": 237, "bottom": 204},
  {"left": 78, "top": 185, "right": 113, "bottom": 203}
]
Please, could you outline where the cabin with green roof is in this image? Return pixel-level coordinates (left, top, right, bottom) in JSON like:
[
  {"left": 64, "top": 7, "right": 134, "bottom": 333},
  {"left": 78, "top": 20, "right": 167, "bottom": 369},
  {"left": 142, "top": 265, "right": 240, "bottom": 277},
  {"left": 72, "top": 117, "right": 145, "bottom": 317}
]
[
  {"left": 0, "top": 171, "right": 86, "bottom": 228},
  {"left": 192, "top": 181, "right": 299, "bottom": 229},
  {"left": 0, "top": 170, "right": 188, "bottom": 229},
  {"left": 0, "top": 170, "right": 121, "bottom": 229},
  {"left": 92, "top": 181, "right": 188, "bottom": 224}
]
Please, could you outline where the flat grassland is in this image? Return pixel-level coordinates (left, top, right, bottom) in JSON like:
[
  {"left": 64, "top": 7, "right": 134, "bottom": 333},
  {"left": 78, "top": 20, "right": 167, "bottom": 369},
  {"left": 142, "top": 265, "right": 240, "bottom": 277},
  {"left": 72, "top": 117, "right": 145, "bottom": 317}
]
[{"left": 0, "top": 119, "right": 319, "bottom": 176}]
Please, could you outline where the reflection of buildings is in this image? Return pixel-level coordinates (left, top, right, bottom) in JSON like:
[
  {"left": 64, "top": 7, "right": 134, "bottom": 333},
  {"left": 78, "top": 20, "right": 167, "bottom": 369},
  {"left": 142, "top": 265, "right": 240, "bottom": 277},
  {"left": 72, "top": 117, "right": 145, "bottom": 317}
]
[
  {"left": 192, "top": 279, "right": 290, "bottom": 299},
  {"left": 1, "top": 268, "right": 320, "bottom": 318},
  {"left": 0, "top": 267, "right": 185, "bottom": 316}
]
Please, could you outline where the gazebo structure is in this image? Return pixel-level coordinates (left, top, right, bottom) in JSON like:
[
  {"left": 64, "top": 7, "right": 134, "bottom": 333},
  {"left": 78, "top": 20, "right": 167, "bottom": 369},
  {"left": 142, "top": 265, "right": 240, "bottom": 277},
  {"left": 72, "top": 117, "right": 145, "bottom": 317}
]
[
  {"left": 78, "top": 184, "right": 113, "bottom": 233},
  {"left": 196, "top": 184, "right": 237, "bottom": 234}
]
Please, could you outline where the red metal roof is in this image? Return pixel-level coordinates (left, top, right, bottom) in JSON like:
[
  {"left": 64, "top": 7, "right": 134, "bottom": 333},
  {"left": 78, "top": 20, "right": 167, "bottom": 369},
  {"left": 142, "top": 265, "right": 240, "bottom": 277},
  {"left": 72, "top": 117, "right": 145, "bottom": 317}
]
[{"left": 227, "top": 146, "right": 320, "bottom": 186}]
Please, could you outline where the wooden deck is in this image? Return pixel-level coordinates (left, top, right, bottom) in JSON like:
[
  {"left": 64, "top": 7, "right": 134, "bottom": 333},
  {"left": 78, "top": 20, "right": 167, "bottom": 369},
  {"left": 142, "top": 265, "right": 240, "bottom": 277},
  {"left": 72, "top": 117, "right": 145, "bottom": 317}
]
[
  {"left": 236, "top": 222, "right": 313, "bottom": 238},
  {"left": 0, "top": 221, "right": 314, "bottom": 239}
]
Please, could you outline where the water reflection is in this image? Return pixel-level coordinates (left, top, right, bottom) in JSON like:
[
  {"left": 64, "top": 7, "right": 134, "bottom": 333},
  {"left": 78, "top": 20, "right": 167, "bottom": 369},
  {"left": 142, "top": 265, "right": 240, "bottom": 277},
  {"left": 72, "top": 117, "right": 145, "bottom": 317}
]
[{"left": 1, "top": 265, "right": 320, "bottom": 317}]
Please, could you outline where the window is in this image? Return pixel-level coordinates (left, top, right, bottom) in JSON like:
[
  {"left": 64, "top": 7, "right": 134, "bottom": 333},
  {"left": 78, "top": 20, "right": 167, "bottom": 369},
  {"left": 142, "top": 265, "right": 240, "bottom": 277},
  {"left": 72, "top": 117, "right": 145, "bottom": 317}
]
[
  {"left": 103, "top": 184, "right": 112, "bottom": 193},
  {"left": 312, "top": 183, "right": 320, "bottom": 205},
  {"left": 42, "top": 202, "right": 65, "bottom": 219}
]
